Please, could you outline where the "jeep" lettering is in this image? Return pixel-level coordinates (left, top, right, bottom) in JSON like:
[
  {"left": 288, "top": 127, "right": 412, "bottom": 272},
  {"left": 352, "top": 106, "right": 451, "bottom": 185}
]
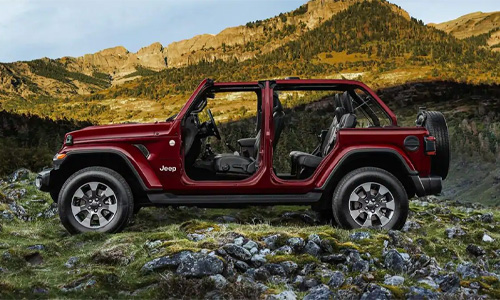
[{"left": 159, "top": 166, "right": 177, "bottom": 172}]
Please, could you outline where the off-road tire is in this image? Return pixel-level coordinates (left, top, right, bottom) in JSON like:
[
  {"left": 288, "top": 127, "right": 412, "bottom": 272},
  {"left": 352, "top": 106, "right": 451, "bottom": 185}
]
[
  {"left": 423, "top": 111, "right": 450, "bottom": 179},
  {"left": 332, "top": 167, "right": 408, "bottom": 230},
  {"left": 58, "top": 167, "right": 134, "bottom": 234}
]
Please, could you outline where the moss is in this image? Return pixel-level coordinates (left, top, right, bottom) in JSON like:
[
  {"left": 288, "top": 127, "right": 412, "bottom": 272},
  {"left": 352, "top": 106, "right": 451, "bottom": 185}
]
[
  {"left": 380, "top": 284, "right": 407, "bottom": 299},
  {"left": 266, "top": 254, "right": 319, "bottom": 265},
  {"left": 179, "top": 220, "right": 220, "bottom": 233}
]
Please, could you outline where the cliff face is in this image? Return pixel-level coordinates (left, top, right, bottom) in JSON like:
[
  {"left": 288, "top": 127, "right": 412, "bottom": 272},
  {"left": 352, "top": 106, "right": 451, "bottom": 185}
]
[
  {"left": 0, "top": 0, "right": 412, "bottom": 100},
  {"left": 164, "top": 0, "right": 410, "bottom": 68}
]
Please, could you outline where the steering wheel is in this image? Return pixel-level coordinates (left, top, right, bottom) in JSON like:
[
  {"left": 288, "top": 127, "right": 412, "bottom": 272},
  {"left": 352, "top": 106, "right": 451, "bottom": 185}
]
[{"left": 206, "top": 109, "right": 221, "bottom": 140}]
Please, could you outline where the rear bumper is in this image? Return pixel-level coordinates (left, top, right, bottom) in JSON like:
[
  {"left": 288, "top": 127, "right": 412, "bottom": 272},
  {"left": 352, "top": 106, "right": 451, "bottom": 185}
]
[
  {"left": 35, "top": 168, "right": 52, "bottom": 192},
  {"left": 411, "top": 175, "right": 442, "bottom": 197}
]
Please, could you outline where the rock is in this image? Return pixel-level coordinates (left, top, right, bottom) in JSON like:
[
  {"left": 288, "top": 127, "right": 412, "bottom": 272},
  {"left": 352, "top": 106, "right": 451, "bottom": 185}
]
[
  {"left": 187, "top": 233, "right": 206, "bottom": 241},
  {"left": 64, "top": 256, "right": 79, "bottom": 268},
  {"left": 27, "top": 244, "right": 45, "bottom": 251},
  {"left": 264, "top": 263, "right": 287, "bottom": 277},
  {"left": 144, "top": 240, "right": 162, "bottom": 249},
  {"left": 223, "top": 243, "right": 252, "bottom": 261},
  {"left": 33, "top": 287, "right": 49, "bottom": 294},
  {"left": 287, "top": 237, "right": 305, "bottom": 251},
  {"left": 61, "top": 275, "right": 97, "bottom": 292},
  {"left": 360, "top": 284, "right": 391, "bottom": 300},
  {"left": 280, "top": 212, "right": 318, "bottom": 225},
  {"left": 9, "top": 168, "right": 30, "bottom": 182},
  {"left": 308, "top": 234, "right": 321, "bottom": 244},
  {"left": 251, "top": 254, "right": 267, "bottom": 267},
  {"left": 254, "top": 267, "right": 271, "bottom": 281},
  {"left": 437, "top": 274, "right": 460, "bottom": 293},
  {"left": 215, "top": 215, "right": 239, "bottom": 223},
  {"left": 482, "top": 234, "right": 494, "bottom": 243},
  {"left": 25, "top": 252, "right": 43, "bottom": 265},
  {"left": 209, "top": 274, "right": 227, "bottom": 289},
  {"left": 466, "top": 244, "right": 486, "bottom": 257},
  {"left": 445, "top": 226, "right": 466, "bottom": 239},
  {"left": 406, "top": 286, "right": 438, "bottom": 300},
  {"left": 303, "top": 284, "right": 333, "bottom": 300},
  {"left": 349, "top": 231, "right": 371, "bottom": 241},
  {"left": 272, "top": 245, "right": 293, "bottom": 255},
  {"left": 280, "top": 261, "right": 298, "bottom": 275},
  {"left": 456, "top": 262, "right": 480, "bottom": 279},
  {"left": 304, "top": 241, "right": 321, "bottom": 257},
  {"left": 417, "top": 277, "right": 438, "bottom": 289},
  {"left": 351, "top": 260, "right": 370, "bottom": 273},
  {"left": 259, "top": 248, "right": 271, "bottom": 255},
  {"left": 8, "top": 202, "right": 27, "bottom": 220},
  {"left": 263, "top": 234, "right": 280, "bottom": 250},
  {"left": 384, "top": 249, "right": 406, "bottom": 273},
  {"left": 92, "top": 244, "right": 133, "bottom": 265},
  {"left": 267, "top": 290, "right": 297, "bottom": 300},
  {"left": 480, "top": 213, "right": 494, "bottom": 223},
  {"left": 234, "top": 260, "right": 250, "bottom": 272},
  {"left": 384, "top": 275, "right": 404, "bottom": 286},
  {"left": 176, "top": 254, "right": 224, "bottom": 277},
  {"left": 328, "top": 271, "right": 345, "bottom": 288},
  {"left": 402, "top": 220, "right": 421, "bottom": 232},
  {"left": 7, "top": 189, "right": 27, "bottom": 201},
  {"left": 243, "top": 240, "right": 258, "bottom": 250},
  {"left": 321, "top": 254, "right": 346, "bottom": 264},
  {"left": 141, "top": 250, "right": 193, "bottom": 273},
  {"left": 234, "top": 237, "right": 244, "bottom": 246},
  {"left": 319, "top": 239, "right": 334, "bottom": 254}
]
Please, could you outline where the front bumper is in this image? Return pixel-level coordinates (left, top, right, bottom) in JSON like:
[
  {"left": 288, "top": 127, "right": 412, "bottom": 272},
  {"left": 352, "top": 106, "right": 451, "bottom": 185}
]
[
  {"left": 411, "top": 175, "right": 442, "bottom": 197},
  {"left": 35, "top": 168, "right": 52, "bottom": 192}
]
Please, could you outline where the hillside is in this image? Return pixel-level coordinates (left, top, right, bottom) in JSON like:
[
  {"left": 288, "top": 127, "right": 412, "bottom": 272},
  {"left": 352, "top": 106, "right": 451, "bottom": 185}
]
[
  {"left": 5, "top": 0, "right": 499, "bottom": 125},
  {"left": 429, "top": 11, "right": 500, "bottom": 51},
  {"left": 0, "top": 170, "right": 499, "bottom": 298},
  {"left": 1, "top": 0, "right": 401, "bottom": 101}
]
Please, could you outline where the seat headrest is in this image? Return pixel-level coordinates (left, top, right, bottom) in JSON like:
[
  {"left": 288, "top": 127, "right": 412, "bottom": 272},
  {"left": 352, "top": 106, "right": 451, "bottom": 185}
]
[
  {"left": 342, "top": 92, "right": 354, "bottom": 113},
  {"left": 335, "top": 107, "right": 345, "bottom": 122},
  {"left": 273, "top": 92, "right": 283, "bottom": 113},
  {"left": 334, "top": 93, "right": 341, "bottom": 108}
]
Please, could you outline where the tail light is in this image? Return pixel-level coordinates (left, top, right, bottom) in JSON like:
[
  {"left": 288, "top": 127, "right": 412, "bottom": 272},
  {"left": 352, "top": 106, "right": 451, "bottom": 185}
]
[{"left": 424, "top": 136, "right": 436, "bottom": 155}]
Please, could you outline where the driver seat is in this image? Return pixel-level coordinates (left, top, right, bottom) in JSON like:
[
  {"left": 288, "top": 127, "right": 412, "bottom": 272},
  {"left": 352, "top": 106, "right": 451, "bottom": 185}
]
[{"left": 213, "top": 94, "right": 285, "bottom": 176}]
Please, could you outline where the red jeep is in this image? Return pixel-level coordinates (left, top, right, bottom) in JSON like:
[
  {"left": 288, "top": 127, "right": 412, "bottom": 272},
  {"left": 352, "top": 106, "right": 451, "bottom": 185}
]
[{"left": 36, "top": 79, "right": 449, "bottom": 234}]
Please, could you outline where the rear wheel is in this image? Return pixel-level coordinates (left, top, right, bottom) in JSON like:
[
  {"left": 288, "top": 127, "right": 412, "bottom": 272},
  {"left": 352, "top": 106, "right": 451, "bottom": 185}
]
[
  {"left": 58, "top": 167, "right": 134, "bottom": 234},
  {"left": 332, "top": 167, "right": 408, "bottom": 230}
]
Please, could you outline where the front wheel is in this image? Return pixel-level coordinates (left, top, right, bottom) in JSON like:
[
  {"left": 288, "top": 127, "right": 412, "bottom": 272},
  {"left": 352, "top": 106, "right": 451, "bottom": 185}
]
[
  {"left": 58, "top": 167, "right": 134, "bottom": 234},
  {"left": 332, "top": 167, "right": 408, "bottom": 230}
]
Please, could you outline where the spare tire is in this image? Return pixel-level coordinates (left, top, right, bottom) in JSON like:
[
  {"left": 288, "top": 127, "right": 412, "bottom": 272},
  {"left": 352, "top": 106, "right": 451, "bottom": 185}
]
[{"left": 420, "top": 111, "right": 450, "bottom": 179}]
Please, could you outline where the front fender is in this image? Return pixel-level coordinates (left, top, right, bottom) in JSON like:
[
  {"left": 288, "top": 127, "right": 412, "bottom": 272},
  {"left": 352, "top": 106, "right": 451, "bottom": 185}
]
[{"left": 56, "top": 145, "right": 163, "bottom": 191}]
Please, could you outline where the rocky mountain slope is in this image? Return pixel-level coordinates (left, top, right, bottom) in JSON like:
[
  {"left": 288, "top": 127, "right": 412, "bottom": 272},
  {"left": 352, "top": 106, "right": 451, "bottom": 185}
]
[
  {"left": 3, "top": 0, "right": 406, "bottom": 100},
  {"left": 429, "top": 11, "right": 500, "bottom": 51},
  {"left": 0, "top": 169, "right": 499, "bottom": 299}
]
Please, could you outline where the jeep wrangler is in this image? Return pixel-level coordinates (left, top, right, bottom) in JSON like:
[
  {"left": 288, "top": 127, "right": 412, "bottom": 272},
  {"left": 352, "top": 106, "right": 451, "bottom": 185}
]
[{"left": 36, "top": 79, "right": 449, "bottom": 234}]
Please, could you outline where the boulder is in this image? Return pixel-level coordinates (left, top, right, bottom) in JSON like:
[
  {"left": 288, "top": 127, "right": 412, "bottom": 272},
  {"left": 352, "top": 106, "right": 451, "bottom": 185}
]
[
  {"left": 384, "top": 249, "right": 406, "bottom": 273},
  {"left": 223, "top": 243, "right": 252, "bottom": 261},
  {"left": 304, "top": 241, "right": 321, "bottom": 257},
  {"left": 303, "top": 284, "right": 334, "bottom": 300},
  {"left": 176, "top": 254, "right": 224, "bottom": 277},
  {"left": 328, "top": 271, "right": 345, "bottom": 288}
]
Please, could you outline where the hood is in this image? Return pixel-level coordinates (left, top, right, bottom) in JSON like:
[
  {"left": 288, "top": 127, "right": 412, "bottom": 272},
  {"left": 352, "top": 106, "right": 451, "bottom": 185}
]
[{"left": 67, "top": 121, "right": 175, "bottom": 144}]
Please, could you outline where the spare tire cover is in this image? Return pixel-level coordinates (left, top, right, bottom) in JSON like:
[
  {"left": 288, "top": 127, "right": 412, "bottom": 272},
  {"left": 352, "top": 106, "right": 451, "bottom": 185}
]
[{"left": 422, "top": 111, "right": 450, "bottom": 179}]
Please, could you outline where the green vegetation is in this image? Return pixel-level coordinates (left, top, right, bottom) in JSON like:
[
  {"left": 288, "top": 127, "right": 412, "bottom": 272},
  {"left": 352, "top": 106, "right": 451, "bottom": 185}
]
[
  {"left": 26, "top": 59, "right": 111, "bottom": 89},
  {"left": 0, "top": 172, "right": 498, "bottom": 298},
  {"left": 0, "top": 110, "right": 91, "bottom": 175}
]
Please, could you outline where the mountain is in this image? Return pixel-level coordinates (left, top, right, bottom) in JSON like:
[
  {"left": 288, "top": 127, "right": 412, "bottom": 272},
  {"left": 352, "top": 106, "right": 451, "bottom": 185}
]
[
  {"left": 1, "top": 0, "right": 394, "bottom": 100},
  {"left": 429, "top": 11, "right": 500, "bottom": 51}
]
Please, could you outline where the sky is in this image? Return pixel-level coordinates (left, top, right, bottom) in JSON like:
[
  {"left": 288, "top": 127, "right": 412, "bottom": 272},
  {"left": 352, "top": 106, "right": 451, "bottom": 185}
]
[{"left": 0, "top": 0, "right": 498, "bottom": 63}]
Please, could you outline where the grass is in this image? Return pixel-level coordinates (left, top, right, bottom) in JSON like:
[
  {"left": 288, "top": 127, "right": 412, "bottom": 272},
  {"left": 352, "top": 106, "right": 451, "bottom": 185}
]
[{"left": 0, "top": 173, "right": 499, "bottom": 298}]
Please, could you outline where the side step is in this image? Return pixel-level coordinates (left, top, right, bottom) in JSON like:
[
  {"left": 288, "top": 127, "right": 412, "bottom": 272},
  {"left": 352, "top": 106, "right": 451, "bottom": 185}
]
[{"left": 147, "top": 192, "right": 322, "bottom": 205}]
